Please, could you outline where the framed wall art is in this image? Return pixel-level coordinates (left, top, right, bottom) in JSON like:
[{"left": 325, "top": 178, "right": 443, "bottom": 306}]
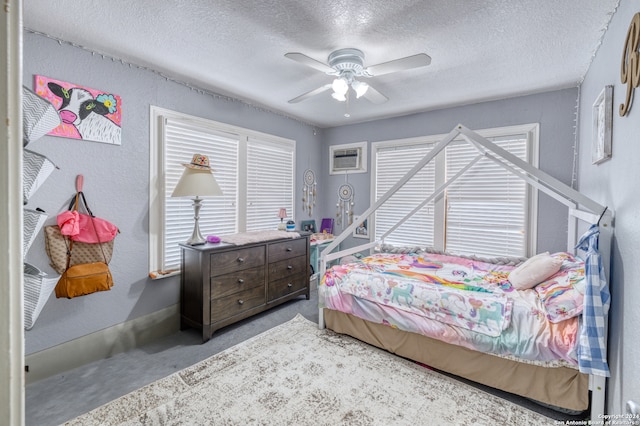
[
  {"left": 353, "top": 216, "right": 369, "bottom": 239},
  {"left": 34, "top": 75, "right": 122, "bottom": 145},
  {"left": 592, "top": 85, "right": 613, "bottom": 164},
  {"left": 300, "top": 220, "right": 316, "bottom": 233}
]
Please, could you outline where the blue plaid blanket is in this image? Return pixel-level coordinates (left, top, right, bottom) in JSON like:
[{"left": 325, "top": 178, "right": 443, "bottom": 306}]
[{"left": 576, "top": 224, "right": 610, "bottom": 377}]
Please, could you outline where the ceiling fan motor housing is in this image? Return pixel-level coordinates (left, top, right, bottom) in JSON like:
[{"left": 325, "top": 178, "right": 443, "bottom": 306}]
[{"left": 328, "top": 48, "right": 366, "bottom": 77}]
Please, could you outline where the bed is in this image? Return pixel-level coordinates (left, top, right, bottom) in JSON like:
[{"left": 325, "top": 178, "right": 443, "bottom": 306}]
[{"left": 318, "top": 125, "right": 613, "bottom": 421}]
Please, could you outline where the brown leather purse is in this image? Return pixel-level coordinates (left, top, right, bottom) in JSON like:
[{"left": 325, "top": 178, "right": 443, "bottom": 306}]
[{"left": 55, "top": 261, "right": 113, "bottom": 299}]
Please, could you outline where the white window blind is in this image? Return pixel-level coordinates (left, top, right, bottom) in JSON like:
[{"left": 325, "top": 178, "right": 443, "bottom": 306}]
[
  {"left": 371, "top": 126, "right": 536, "bottom": 258},
  {"left": 374, "top": 144, "right": 436, "bottom": 246},
  {"left": 246, "top": 138, "right": 295, "bottom": 231},
  {"left": 163, "top": 118, "right": 239, "bottom": 269},
  {"left": 151, "top": 110, "right": 296, "bottom": 274},
  {"left": 444, "top": 135, "right": 528, "bottom": 257}
]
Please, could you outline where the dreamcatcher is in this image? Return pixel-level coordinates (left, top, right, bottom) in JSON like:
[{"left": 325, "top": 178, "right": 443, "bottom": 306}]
[
  {"left": 336, "top": 183, "right": 354, "bottom": 229},
  {"left": 302, "top": 169, "right": 316, "bottom": 216}
]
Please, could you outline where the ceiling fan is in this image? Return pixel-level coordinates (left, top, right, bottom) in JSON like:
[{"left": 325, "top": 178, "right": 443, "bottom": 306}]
[{"left": 285, "top": 48, "right": 431, "bottom": 104}]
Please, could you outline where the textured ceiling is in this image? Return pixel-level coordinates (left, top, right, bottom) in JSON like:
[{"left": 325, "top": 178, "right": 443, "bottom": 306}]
[{"left": 23, "top": 0, "right": 619, "bottom": 128}]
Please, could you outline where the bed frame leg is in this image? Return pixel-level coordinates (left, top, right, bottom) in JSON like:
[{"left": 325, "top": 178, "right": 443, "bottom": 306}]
[
  {"left": 318, "top": 308, "right": 325, "bottom": 329},
  {"left": 590, "top": 375, "right": 606, "bottom": 423}
]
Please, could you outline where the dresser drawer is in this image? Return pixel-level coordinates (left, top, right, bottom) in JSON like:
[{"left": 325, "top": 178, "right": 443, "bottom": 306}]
[
  {"left": 268, "top": 255, "right": 307, "bottom": 280},
  {"left": 268, "top": 274, "right": 307, "bottom": 301},
  {"left": 268, "top": 238, "right": 307, "bottom": 263},
  {"left": 211, "top": 266, "right": 264, "bottom": 299},
  {"left": 210, "top": 246, "right": 265, "bottom": 276},
  {"left": 211, "top": 285, "right": 265, "bottom": 323}
]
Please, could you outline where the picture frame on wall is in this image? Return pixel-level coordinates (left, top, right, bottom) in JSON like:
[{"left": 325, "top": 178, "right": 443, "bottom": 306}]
[
  {"left": 353, "top": 216, "right": 369, "bottom": 239},
  {"left": 592, "top": 85, "right": 613, "bottom": 165}
]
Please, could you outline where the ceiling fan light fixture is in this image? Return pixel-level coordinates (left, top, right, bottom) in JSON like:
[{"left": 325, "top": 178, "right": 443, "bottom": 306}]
[
  {"left": 331, "top": 77, "right": 349, "bottom": 101},
  {"left": 352, "top": 80, "right": 369, "bottom": 98},
  {"left": 332, "top": 77, "right": 349, "bottom": 95}
]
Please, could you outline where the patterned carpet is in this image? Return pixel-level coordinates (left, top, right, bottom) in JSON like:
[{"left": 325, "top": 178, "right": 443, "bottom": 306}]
[{"left": 65, "top": 314, "right": 556, "bottom": 425}]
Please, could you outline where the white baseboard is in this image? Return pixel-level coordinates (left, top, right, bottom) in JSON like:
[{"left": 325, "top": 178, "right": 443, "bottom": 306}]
[{"left": 25, "top": 304, "right": 180, "bottom": 384}]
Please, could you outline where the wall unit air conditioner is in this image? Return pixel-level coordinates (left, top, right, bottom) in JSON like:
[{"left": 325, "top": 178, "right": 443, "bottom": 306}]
[{"left": 329, "top": 142, "right": 367, "bottom": 175}]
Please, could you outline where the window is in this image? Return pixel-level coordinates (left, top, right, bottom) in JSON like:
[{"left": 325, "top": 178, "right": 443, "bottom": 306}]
[
  {"left": 374, "top": 141, "right": 436, "bottom": 247},
  {"left": 150, "top": 107, "right": 295, "bottom": 274},
  {"left": 371, "top": 124, "right": 538, "bottom": 258}
]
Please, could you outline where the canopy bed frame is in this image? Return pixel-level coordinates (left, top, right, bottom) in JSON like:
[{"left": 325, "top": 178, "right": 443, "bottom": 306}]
[{"left": 318, "top": 124, "right": 613, "bottom": 422}]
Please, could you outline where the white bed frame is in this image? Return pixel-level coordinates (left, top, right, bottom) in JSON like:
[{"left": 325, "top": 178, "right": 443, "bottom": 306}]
[{"left": 318, "top": 124, "right": 613, "bottom": 421}]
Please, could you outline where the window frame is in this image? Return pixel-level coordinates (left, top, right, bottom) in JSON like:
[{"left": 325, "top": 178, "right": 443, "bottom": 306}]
[
  {"left": 149, "top": 106, "right": 295, "bottom": 276},
  {"left": 370, "top": 123, "right": 539, "bottom": 257}
]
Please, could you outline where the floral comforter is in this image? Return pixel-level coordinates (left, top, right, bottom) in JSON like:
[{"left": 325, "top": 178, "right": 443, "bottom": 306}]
[{"left": 320, "top": 252, "right": 586, "bottom": 365}]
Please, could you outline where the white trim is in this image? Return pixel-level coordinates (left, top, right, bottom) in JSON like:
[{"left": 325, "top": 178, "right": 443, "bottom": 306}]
[{"left": 1, "top": 1, "right": 25, "bottom": 423}]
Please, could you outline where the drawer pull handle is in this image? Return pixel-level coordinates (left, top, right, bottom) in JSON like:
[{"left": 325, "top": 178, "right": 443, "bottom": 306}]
[
  {"left": 287, "top": 283, "right": 293, "bottom": 288},
  {"left": 286, "top": 247, "right": 292, "bottom": 252},
  {"left": 287, "top": 265, "right": 293, "bottom": 270},
  {"left": 237, "top": 257, "right": 245, "bottom": 263},
  {"left": 238, "top": 299, "right": 244, "bottom": 305},
  {"left": 238, "top": 279, "right": 244, "bottom": 284}
]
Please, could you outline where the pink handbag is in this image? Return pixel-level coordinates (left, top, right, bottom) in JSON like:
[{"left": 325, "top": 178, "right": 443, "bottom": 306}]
[{"left": 57, "top": 191, "right": 118, "bottom": 243}]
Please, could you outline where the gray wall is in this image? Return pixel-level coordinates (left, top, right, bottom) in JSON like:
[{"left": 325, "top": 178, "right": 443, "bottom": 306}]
[
  {"left": 577, "top": 3, "right": 640, "bottom": 416},
  {"left": 319, "top": 89, "right": 580, "bottom": 252},
  {"left": 23, "top": 32, "right": 323, "bottom": 354}
]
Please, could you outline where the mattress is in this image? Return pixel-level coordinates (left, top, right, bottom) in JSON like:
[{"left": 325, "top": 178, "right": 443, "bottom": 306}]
[{"left": 319, "top": 251, "right": 587, "bottom": 366}]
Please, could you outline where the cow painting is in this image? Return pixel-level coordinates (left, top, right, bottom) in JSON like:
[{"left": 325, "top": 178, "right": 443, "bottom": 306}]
[{"left": 34, "top": 76, "right": 122, "bottom": 145}]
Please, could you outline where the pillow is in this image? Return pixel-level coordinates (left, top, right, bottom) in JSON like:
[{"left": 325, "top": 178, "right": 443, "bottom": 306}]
[
  {"left": 535, "top": 260, "right": 586, "bottom": 323},
  {"left": 508, "top": 252, "right": 562, "bottom": 290}
]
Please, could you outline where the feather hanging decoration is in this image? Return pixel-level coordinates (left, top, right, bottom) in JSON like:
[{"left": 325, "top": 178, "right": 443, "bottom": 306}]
[
  {"left": 303, "top": 169, "right": 316, "bottom": 216},
  {"left": 336, "top": 183, "right": 354, "bottom": 229}
]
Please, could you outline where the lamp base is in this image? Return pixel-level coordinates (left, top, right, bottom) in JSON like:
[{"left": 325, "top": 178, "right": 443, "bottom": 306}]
[
  {"left": 186, "top": 237, "right": 206, "bottom": 246},
  {"left": 277, "top": 222, "right": 286, "bottom": 231},
  {"left": 186, "top": 197, "right": 206, "bottom": 245}
]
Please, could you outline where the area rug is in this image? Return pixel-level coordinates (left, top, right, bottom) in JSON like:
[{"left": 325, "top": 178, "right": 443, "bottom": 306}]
[{"left": 65, "top": 314, "right": 555, "bottom": 425}]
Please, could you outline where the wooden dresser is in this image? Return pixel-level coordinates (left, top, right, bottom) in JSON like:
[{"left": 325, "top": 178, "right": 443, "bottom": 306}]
[{"left": 180, "top": 234, "right": 310, "bottom": 342}]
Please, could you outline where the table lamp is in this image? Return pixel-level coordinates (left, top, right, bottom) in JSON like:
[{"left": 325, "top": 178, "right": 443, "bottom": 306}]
[
  {"left": 171, "top": 154, "right": 223, "bottom": 245},
  {"left": 277, "top": 208, "right": 287, "bottom": 230}
]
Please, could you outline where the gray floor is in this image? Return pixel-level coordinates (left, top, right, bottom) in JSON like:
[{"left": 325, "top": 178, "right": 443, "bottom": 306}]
[{"left": 26, "top": 286, "right": 586, "bottom": 425}]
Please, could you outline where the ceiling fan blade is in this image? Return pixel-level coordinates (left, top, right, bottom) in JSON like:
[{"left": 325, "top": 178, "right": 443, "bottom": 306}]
[
  {"left": 288, "top": 84, "right": 332, "bottom": 103},
  {"left": 365, "top": 53, "right": 432, "bottom": 76},
  {"left": 362, "top": 85, "right": 388, "bottom": 104},
  {"left": 285, "top": 52, "right": 335, "bottom": 74}
]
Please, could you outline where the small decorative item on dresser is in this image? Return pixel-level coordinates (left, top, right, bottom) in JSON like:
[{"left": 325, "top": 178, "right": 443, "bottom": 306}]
[
  {"left": 277, "top": 208, "right": 287, "bottom": 230},
  {"left": 286, "top": 220, "right": 296, "bottom": 231},
  {"left": 320, "top": 218, "right": 334, "bottom": 234},
  {"left": 300, "top": 220, "right": 316, "bottom": 233}
]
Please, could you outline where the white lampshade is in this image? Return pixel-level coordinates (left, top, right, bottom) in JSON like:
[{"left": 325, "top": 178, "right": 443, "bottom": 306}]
[{"left": 171, "top": 168, "right": 223, "bottom": 197}]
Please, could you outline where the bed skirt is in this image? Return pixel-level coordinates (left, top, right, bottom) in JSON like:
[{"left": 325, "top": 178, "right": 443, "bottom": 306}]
[{"left": 324, "top": 308, "right": 589, "bottom": 411}]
